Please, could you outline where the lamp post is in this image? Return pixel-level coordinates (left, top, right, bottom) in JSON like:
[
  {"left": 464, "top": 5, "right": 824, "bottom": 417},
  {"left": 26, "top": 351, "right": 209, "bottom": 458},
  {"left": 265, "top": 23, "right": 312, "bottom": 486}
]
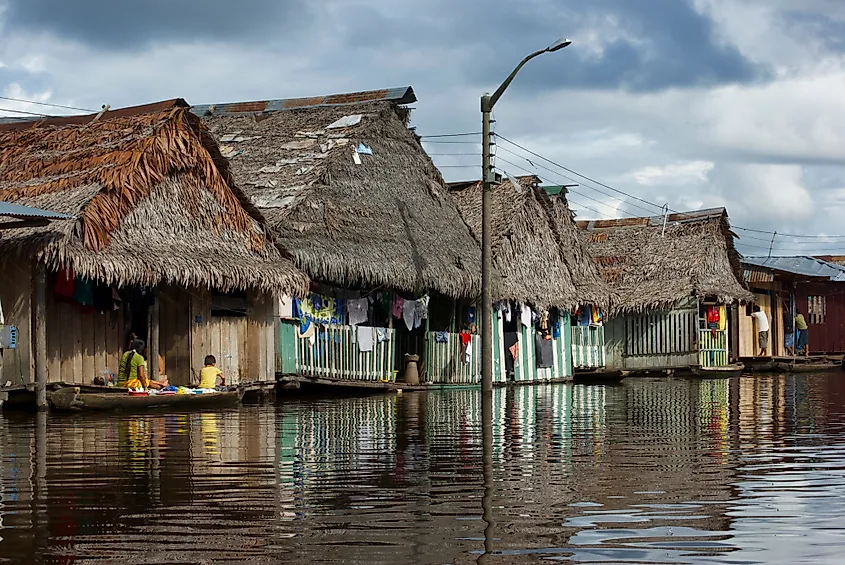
[{"left": 480, "top": 38, "right": 571, "bottom": 395}]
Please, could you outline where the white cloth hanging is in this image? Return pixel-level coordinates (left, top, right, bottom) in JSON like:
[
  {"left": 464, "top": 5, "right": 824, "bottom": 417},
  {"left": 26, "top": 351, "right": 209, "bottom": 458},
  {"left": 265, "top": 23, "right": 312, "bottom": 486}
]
[
  {"left": 347, "top": 298, "right": 369, "bottom": 326},
  {"left": 357, "top": 327, "right": 374, "bottom": 352},
  {"left": 403, "top": 299, "right": 416, "bottom": 331},
  {"left": 520, "top": 303, "right": 532, "bottom": 328}
]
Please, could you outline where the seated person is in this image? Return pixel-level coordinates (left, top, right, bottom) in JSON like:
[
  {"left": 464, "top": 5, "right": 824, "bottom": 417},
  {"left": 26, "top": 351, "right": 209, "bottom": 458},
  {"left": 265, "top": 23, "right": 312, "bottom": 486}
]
[
  {"left": 117, "top": 339, "right": 169, "bottom": 390},
  {"left": 198, "top": 355, "right": 226, "bottom": 389}
]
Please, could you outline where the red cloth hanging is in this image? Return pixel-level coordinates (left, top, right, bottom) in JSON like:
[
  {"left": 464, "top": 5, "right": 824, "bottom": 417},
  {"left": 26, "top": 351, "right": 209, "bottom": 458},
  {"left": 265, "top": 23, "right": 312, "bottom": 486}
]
[{"left": 54, "top": 267, "right": 75, "bottom": 299}]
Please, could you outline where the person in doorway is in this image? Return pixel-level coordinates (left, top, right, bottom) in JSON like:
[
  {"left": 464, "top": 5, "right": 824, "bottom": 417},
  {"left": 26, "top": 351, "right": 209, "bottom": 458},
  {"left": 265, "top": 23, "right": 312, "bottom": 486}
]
[
  {"left": 750, "top": 305, "right": 770, "bottom": 357},
  {"left": 783, "top": 304, "right": 795, "bottom": 356},
  {"left": 795, "top": 308, "right": 809, "bottom": 356},
  {"left": 118, "top": 339, "right": 169, "bottom": 390},
  {"left": 198, "top": 355, "right": 226, "bottom": 389}
]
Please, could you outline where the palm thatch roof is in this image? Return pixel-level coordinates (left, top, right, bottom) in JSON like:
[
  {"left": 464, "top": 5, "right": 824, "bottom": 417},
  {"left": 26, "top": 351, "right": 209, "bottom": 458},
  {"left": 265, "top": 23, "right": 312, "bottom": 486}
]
[
  {"left": 193, "top": 87, "right": 481, "bottom": 298},
  {"left": 0, "top": 100, "right": 309, "bottom": 294},
  {"left": 577, "top": 208, "right": 753, "bottom": 312},
  {"left": 449, "top": 176, "right": 612, "bottom": 309}
]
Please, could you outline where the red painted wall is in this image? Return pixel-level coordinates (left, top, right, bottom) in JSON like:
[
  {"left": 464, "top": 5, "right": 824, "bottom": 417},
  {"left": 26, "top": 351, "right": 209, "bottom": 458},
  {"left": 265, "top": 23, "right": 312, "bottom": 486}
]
[{"left": 796, "top": 282, "right": 845, "bottom": 354}]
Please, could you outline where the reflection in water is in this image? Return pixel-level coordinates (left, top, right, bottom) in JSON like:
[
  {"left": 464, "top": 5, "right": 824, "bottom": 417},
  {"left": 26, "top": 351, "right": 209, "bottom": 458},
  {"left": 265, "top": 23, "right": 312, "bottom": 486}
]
[{"left": 1, "top": 375, "right": 845, "bottom": 564}]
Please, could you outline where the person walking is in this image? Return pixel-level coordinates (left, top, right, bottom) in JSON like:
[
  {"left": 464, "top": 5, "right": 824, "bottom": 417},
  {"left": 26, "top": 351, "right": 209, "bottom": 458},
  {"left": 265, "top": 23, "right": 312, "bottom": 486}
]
[{"left": 751, "top": 305, "right": 770, "bottom": 357}]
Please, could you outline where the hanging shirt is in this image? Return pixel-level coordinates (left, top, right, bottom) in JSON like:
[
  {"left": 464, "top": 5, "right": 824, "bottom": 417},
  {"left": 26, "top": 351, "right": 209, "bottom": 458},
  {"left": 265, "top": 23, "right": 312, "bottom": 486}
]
[
  {"left": 403, "top": 299, "right": 416, "bottom": 331},
  {"left": 392, "top": 295, "right": 405, "bottom": 319},
  {"left": 520, "top": 304, "right": 532, "bottom": 328},
  {"left": 73, "top": 277, "right": 94, "bottom": 307},
  {"left": 357, "top": 327, "right": 374, "bottom": 352},
  {"left": 347, "top": 298, "right": 369, "bottom": 326}
]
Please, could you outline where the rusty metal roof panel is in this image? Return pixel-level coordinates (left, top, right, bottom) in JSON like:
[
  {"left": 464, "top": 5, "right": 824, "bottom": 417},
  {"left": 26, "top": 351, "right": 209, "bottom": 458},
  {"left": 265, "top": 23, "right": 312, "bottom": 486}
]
[
  {"left": 190, "top": 86, "right": 416, "bottom": 117},
  {"left": 744, "top": 268, "right": 774, "bottom": 283},
  {"left": 743, "top": 256, "right": 845, "bottom": 282},
  {"left": 0, "top": 99, "right": 188, "bottom": 132},
  {"left": 577, "top": 208, "right": 727, "bottom": 231}
]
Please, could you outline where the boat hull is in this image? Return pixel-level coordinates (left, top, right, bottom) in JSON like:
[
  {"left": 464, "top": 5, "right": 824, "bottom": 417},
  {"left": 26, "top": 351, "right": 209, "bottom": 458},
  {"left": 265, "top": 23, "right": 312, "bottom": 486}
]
[
  {"left": 690, "top": 364, "right": 744, "bottom": 379},
  {"left": 48, "top": 387, "right": 242, "bottom": 412}
]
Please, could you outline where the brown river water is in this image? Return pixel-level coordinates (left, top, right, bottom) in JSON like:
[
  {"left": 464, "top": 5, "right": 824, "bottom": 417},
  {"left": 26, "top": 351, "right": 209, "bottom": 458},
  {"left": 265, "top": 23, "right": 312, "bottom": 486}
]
[{"left": 2, "top": 374, "right": 845, "bottom": 564}]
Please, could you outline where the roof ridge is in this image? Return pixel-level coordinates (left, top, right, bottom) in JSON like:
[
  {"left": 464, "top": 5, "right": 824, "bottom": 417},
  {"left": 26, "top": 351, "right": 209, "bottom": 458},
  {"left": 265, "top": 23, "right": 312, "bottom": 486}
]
[{"left": 191, "top": 86, "right": 416, "bottom": 117}]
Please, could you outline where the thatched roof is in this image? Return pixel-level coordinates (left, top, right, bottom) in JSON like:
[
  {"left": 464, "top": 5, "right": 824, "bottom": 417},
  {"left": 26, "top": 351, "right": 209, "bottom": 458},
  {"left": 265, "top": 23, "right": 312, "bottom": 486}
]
[
  {"left": 193, "top": 87, "right": 481, "bottom": 298},
  {"left": 577, "top": 208, "right": 753, "bottom": 312},
  {"left": 449, "top": 176, "right": 611, "bottom": 309},
  {"left": 0, "top": 100, "right": 309, "bottom": 294}
]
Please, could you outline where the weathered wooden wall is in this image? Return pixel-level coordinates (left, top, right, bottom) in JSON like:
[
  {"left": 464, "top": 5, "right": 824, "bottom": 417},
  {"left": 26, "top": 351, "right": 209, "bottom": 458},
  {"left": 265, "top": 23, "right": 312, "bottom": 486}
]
[
  {"left": 0, "top": 256, "right": 33, "bottom": 386},
  {"left": 187, "top": 287, "right": 276, "bottom": 386},
  {"left": 738, "top": 289, "right": 776, "bottom": 357}
]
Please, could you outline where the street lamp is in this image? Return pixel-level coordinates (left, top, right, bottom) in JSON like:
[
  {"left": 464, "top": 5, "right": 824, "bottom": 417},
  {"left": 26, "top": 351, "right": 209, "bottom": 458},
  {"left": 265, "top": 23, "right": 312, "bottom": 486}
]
[{"left": 480, "top": 38, "right": 571, "bottom": 395}]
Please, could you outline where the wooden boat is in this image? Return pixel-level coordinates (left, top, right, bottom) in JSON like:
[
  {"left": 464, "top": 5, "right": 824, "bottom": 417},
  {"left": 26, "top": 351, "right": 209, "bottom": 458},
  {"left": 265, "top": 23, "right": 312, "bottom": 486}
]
[
  {"left": 573, "top": 370, "right": 629, "bottom": 385},
  {"left": 690, "top": 363, "right": 744, "bottom": 379},
  {"left": 48, "top": 386, "right": 243, "bottom": 412},
  {"left": 773, "top": 360, "right": 842, "bottom": 374}
]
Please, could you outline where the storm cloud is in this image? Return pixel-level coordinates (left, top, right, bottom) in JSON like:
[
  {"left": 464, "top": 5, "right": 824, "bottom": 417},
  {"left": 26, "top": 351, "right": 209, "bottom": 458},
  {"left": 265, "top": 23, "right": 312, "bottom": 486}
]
[{"left": 1, "top": 0, "right": 844, "bottom": 254}]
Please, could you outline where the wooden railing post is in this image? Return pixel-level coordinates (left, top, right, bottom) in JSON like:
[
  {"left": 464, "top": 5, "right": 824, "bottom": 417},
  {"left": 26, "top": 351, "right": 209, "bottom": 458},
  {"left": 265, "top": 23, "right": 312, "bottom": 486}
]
[{"left": 33, "top": 262, "right": 48, "bottom": 410}]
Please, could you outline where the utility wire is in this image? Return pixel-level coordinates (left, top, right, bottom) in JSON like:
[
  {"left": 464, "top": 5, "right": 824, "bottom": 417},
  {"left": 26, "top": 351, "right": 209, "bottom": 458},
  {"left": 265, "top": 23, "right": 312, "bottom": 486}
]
[
  {"left": 0, "top": 106, "right": 50, "bottom": 117},
  {"left": 0, "top": 95, "right": 94, "bottom": 113},
  {"left": 420, "top": 132, "right": 482, "bottom": 139}
]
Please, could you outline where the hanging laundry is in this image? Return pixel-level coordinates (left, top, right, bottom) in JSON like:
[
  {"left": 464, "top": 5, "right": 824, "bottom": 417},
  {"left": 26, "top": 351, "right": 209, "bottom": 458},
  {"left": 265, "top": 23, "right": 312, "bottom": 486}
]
[
  {"left": 413, "top": 296, "right": 429, "bottom": 329},
  {"left": 403, "top": 299, "right": 416, "bottom": 331},
  {"left": 706, "top": 306, "right": 720, "bottom": 330},
  {"left": 54, "top": 267, "right": 74, "bottom": 299},
  {"left": 111, "top": 288, "right": 122, "bottom": 311},
  {"left": 392, "top": 295, "right": 405, "bottom": 319},
  {"left": 504, "top": 302, "right": 512, "bottom": 323},
  {"left": 579, "top": 305, "right": 592, "bottom": 327},
  {"left": 357, "top": 327, "right": 374, "bottom": 352},
  {"left": 73, "top": 276, "right": 94, "bottom": 307},
  {"left": 520, "top": 304, "right": 532, "bottom": 328},
  {"left": 278, "top": 295, "right": 294, "bottom": 319},
  {"left": 460, "top": 333, "right": 473, "bottom": 364},
  {"left": 509, "top": 341, "right": 520, "bottom": 364},
  {"left": 552, "top": 317, "right": 561, "bottom": 340},
  {"left": 347, "top": 298, "right": 369, "bottom": 326},
  {"left": 376, "top": 328, "right": 390, "bottom": 343},
  {"left": 467, "top": 306, "right": 477, "bottom": 325},
  {"left": 434, "top": 331, "right": 449, "bottom": 344},
  {"left": 592, "top": 306, "right": 603, "bottom": 324}
]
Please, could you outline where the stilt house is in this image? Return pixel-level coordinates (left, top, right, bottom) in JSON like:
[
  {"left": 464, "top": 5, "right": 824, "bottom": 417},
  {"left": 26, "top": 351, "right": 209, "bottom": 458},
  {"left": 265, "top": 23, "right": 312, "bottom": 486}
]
[{"left": 0, "top": 100, "right": 308, "bottom": 388}]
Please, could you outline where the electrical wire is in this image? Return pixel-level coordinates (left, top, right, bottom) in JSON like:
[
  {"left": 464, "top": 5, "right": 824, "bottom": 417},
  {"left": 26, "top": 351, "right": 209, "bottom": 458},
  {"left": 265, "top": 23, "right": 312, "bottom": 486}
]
[
  {"left": 0, "top": 95, "right": 95, "bottom": 113},
  {"left": 0, "top": 106, "right": 50, "bottom": 117}
]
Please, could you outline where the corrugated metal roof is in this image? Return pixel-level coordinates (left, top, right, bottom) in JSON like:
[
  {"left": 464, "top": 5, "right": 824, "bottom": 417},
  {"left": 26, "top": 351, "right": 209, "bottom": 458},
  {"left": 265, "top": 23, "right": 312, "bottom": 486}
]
[
  {"left": 576, "top": 207, "right": 727, "bottom": 230},
  {"left": 190, "top": 86, "right": 416, "bottom": 117},
  {"left": 742, "top": 256, "right": 845, "bottom": 282},
  {"left": 0, "top": 201, "right": 72, "bottom": 220},
  {"left": 0, "top": 99, "right": 188, "bottom": 132}
]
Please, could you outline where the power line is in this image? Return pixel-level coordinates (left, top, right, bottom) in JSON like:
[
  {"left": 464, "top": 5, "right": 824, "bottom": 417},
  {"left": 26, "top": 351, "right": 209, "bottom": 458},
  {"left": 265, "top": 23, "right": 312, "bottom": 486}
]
[
  {"left": 494, "top": 144, "right": 662, "bottom": 218},
  {"left": 496, "top": 133, "right": 667, "bottom": 214},
  {"left": 493, "top": 157, "right": 615, "bottom": 219},
  {"left": 0, "top": 95, "right": 95, "bottom": 113},
  {"left": 420, "top": 132, "right": 481, "bottom": 139},
  {"left": 0, "top": 106, "right": 50, "bottom": 117}
]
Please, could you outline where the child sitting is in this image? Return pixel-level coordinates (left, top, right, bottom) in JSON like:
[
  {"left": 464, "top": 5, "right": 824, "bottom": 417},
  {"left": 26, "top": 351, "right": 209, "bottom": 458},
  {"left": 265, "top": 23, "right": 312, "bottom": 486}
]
[{"left": 198, "top": 355, "right": 226, "bottom": 389}]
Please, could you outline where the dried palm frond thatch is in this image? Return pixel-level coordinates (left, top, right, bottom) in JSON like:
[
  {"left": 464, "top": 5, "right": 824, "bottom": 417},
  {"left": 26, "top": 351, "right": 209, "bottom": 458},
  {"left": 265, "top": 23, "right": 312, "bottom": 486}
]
[
  {"left": 449, "top": 176, "right": 613, "bottom": 309},
  {"left": 0, "top": 100, "right": 308, "bottom": 294},
  {"left": 197, "top": 91, "right": 480, "bottom": 298},
  {"left": 577, "top": 208, "right": 753, "bottom": 313}
]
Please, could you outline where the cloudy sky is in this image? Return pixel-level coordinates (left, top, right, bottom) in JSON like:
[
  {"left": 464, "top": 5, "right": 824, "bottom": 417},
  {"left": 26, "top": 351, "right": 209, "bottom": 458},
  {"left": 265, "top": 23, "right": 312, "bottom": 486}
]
[{"left": 2, "top": 0, "right": 845, "bottom": 256}]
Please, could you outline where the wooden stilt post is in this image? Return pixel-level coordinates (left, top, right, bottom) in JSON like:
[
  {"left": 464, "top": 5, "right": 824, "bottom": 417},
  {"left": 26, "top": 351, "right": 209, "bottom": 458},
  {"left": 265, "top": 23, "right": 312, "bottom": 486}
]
[
  {"left": 149, "top": 288, "right": 160, "bottom": 382},
  {"left": 33, "top": 262, "right": 48, "bottom": 410}
]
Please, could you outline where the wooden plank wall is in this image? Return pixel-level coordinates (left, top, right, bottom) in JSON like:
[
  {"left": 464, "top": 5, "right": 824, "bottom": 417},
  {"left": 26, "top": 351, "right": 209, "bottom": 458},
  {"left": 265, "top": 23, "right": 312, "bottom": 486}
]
[
  {"left": 159, "top": 286, "right": 192, "bottom": 386},
  {"left": 45, "top": 279, "right": 125, "bottom": 385},
  {"left": 0, "top": 257, "right": 33, "bottom": 386},
  {"left": 189, "top": 288, "right": 276, "bottom": 386},
  {"left": 738, "top": 291, "right": 773, "bottom": 357}
]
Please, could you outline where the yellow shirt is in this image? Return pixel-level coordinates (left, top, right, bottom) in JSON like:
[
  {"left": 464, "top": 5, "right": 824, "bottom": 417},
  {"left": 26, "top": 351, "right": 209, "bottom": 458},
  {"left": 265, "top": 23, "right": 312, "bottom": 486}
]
[
  {"left": 795, "top": 314, "right": 808, "bottom": 331},
  {"left": 199, "top": 366, "right": 222, "bottom": 389}
]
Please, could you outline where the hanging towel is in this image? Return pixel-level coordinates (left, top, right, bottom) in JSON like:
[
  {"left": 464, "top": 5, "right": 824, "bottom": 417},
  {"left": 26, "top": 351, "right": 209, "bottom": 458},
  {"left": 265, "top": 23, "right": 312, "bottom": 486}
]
[
  {"left": 434, "top": 331, "right": 449, "bottom": 343},
  {"left": 392, "top": 295, "right": 405, "bottom": 319},
  {"left": 73, "top": 277, "right": 94, "bottom": 307},
  {"left": 520, "top": 304, "right": 532, "bottom": 328},
  {"left": 508, "top": 341, "right": 520, "bottom": 364},
  {"left": 403, "top": 299, "right": 416, "bottom": 331},
  {"left": 413, "top": 296, "right": 429, "bottom": 329},
  {"left": 54, "top": 267, "right": 74, "bottom": 299},
  {"left": 358, "top": 327, "right": 374, "bottom": 352},
  {"left": 462, "top": 336, "right": 474, "bottom": 364},
  {"left": 347, "top": 298, "right": 369, "bottom": 326},
  {"left": 504, "top": 302, "right": 512, "bottom": 323}
]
